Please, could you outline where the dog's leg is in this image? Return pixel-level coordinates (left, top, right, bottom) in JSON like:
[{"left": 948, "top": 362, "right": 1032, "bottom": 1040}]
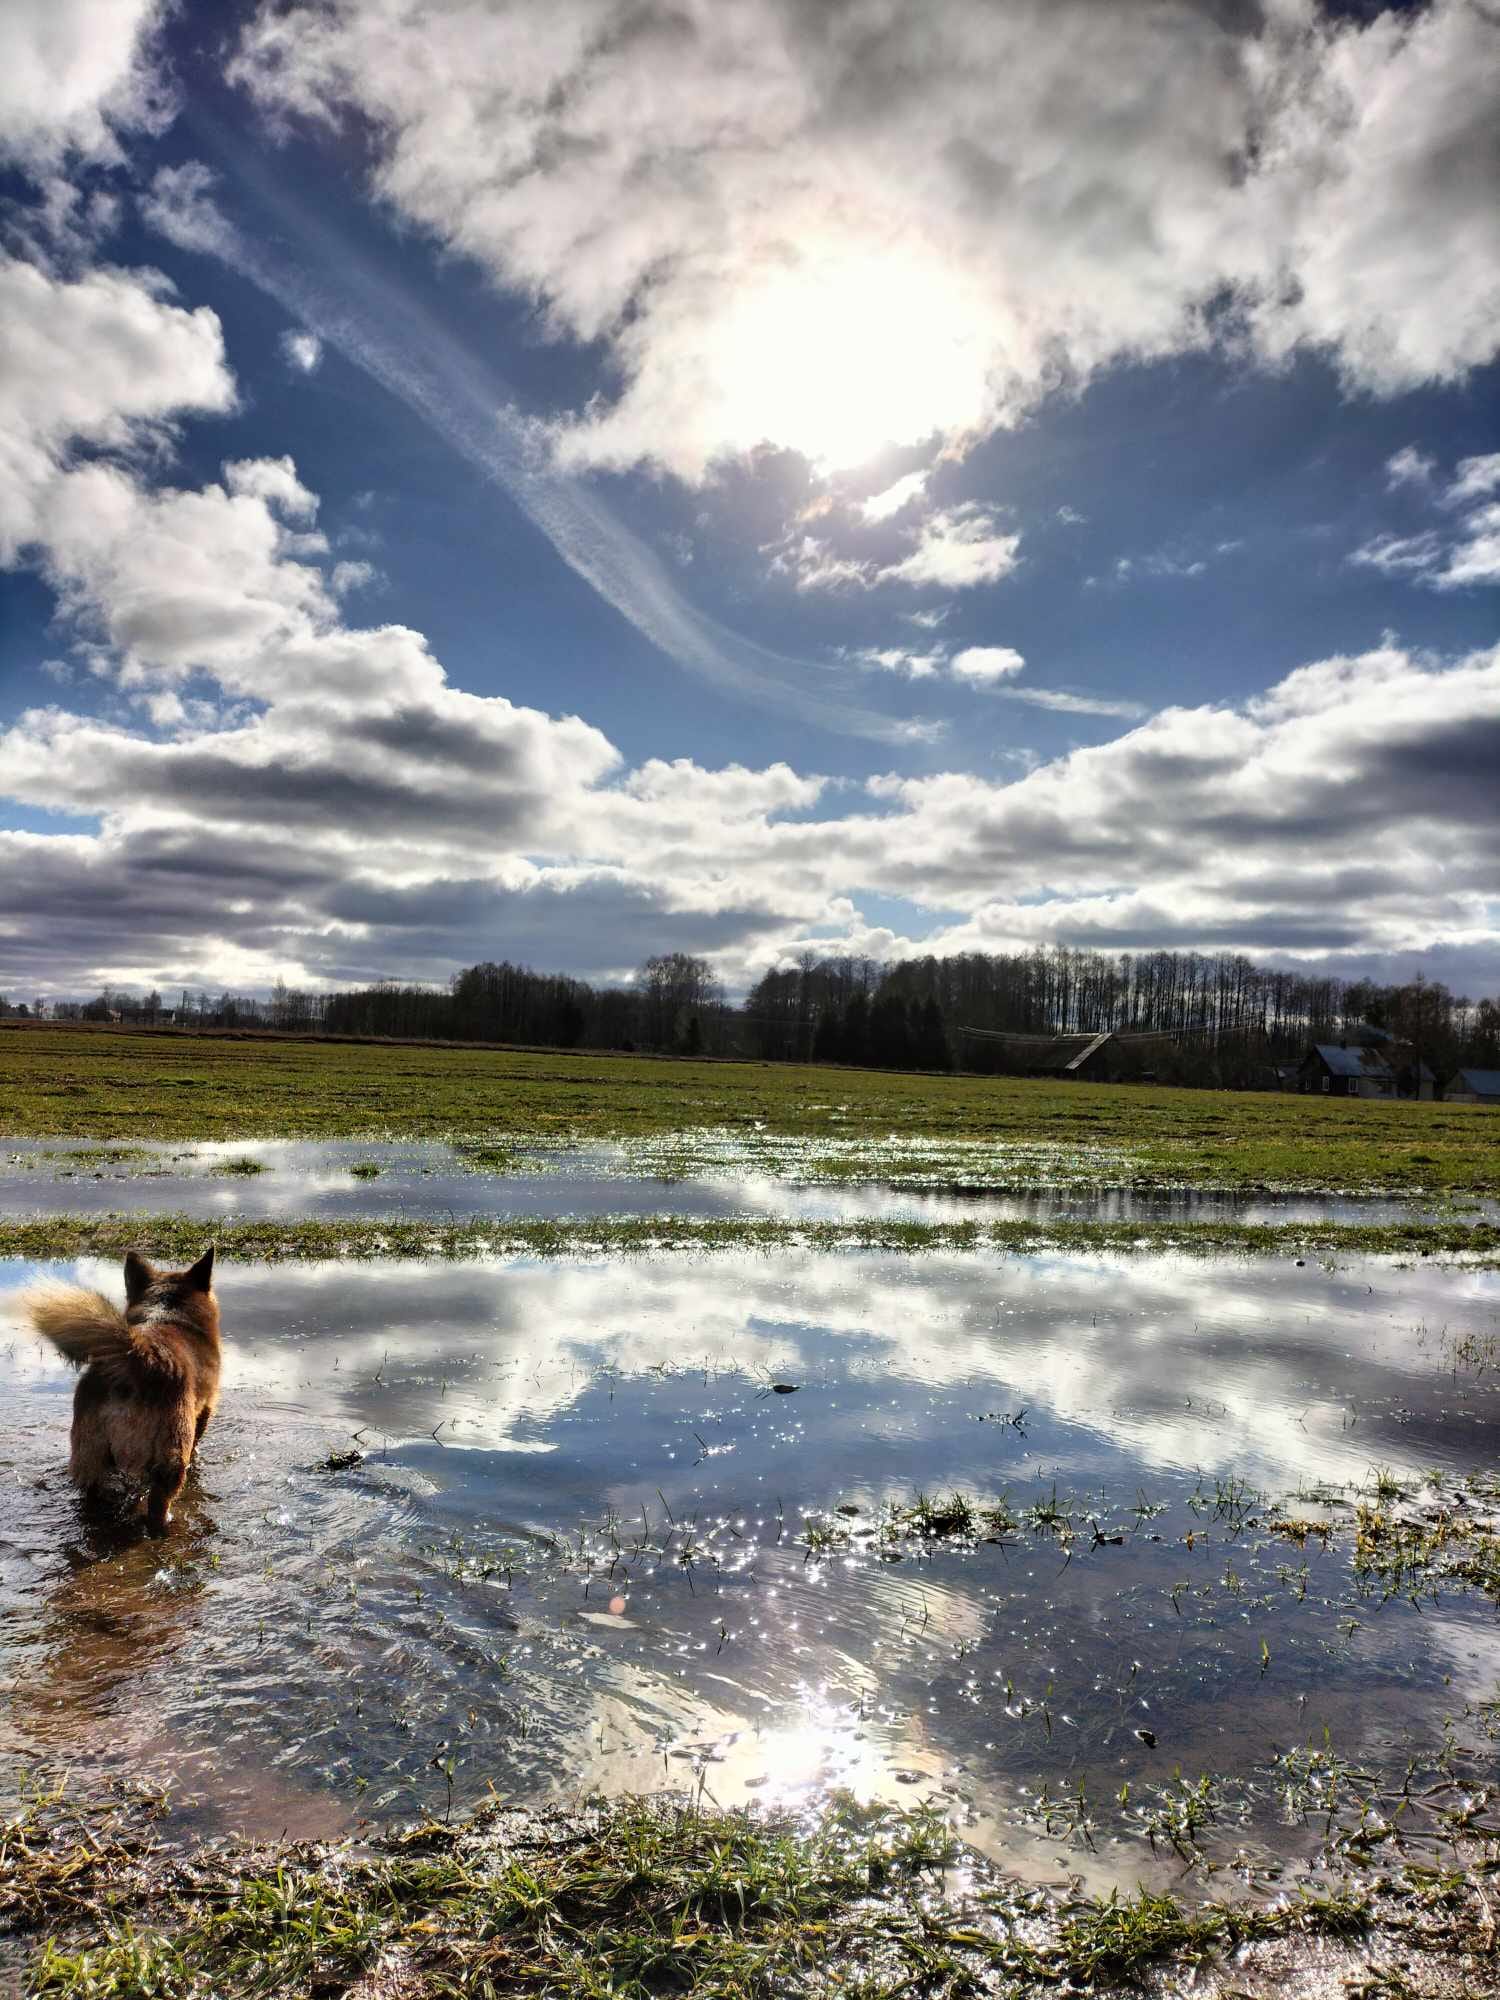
[
  {"left": 69, "top": 1408, "right": 116, "bottom": 1510},
  {"left": 146, "top": 1454, "right": 190, "bottom": 1535}
]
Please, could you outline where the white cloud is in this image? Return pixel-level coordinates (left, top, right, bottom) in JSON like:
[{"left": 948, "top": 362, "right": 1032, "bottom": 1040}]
[
  {"left": 1433, "top": 504, "right": 1500, "bottom": 589},
  {"left": 330, "top": 559, "right": 377, "bottom": 596},
  {"left": 137, "top": 161, "right": 236, "bottom": 256},
  {"left": 1349, "top": 531, "right": 1445, "bottom": 578},
  {"left": 0, "top": 254, "right": 234, "bottom": 562},
  {"left": 990, "top": 686, "right": 1147, "bottom": 719},
  {"left": 134, "top": 158, "right": 914, "bottom": 744},
  {"left": 280, "top": 328, "right": 324, "bottom": 373},
  {"left": 232, "top": 0, "right": 1500, "bottom": 482},
  {"left": 764, "top": 533, "right": 871, "bottom": 592},
  {"left": 224, "top": 455, "right": 319, "bottom": 522},
  {"left": 1112, "top": 547, "right": 1213, "bottom": 585},
  {"left": 4, "top": 423, "right": 1500, "bottom": 996},
  {"left": 1447, "top": 454, "right": 1500, "bottom": 506},
  {"left": 1351, "top": 450, "right": 1500, "bottom": 590},
  {"left": 848, "top": 648, "right": 943, "bottom": 680},
  {"left": 1385, "top": 445, "right": 1436, "bottom": 490},
  {"left": 859, "top": 471, "right": 929, "bottom": 524},
  {"left": 950, "top": 646, "right": 1025, "bottom": 685},
  {"left": 878, "top": 507, "right": 1021, "bottom": 591},
  {"left": 0, "top": 0, "right": 166, "bottom": 167}
]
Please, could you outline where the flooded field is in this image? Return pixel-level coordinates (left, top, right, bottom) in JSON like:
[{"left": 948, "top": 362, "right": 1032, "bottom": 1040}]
[
  {"left": 4, "top": 1245, "right": 1499, "bottom": 1903},
  {"left": 4, "top": 1134, "right": 1493, "bottom": 1226}
]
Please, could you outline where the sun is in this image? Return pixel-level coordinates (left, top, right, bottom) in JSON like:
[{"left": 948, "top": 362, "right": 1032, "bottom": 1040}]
[{"left": 709, "top": 245, "right": 991, "bottom": 471}]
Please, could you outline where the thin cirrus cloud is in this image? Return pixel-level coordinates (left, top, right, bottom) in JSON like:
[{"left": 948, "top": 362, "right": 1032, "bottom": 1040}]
[
  {"left": 852, "top": 643, "right": 1149, "bottom": 719},
  {"left": 137, "top": 160, "right": 931, "bottom": 746},
  {"left": 230, "top": 0, "right": 1500, "bottom": 481}
]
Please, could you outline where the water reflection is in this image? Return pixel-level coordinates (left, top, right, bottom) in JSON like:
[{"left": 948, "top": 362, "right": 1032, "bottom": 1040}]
[
  {"left": 2, "top": 1248, "right": 1498, "bottom": 1887},
  {"left": 3, "top": 1134, "right": 1491, "bottom": 1226}
]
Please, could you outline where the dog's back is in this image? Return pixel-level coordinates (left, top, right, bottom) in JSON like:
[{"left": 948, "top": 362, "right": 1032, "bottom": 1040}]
[{"left": 24, "top": 1247, "right": 220, "bottom": 1533}]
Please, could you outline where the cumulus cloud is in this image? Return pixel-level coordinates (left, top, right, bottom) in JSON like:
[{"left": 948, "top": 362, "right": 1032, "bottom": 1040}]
[
  {"left": 4, "top": 428, "right": 1500, "bottom": 993},
  {"left": 0, "top": 0, "right": 167, "bottom": 167},
  {"left": 876, "top": 507, "right": 1021, "bottom": 590},
  {"left": 848, "top": 640, "right": 1133, "bottom": 716},
  {"left": 231, "top": 0, "right": 1500, "bottom": 482},
  {"left": 2, "top": 220, "right": 1498, "bottom": 999},
  {"left": 0, "top": 254, "right": 235, "bottom": 561},
  {"left": 950, "top": 646, "right": 1025, "bottom": 685},
  {"left": 859, "top": 471, "right": 929, "bottom": 524},
  {"left": 280, "top": 328, "right": 324, "bottom": 373}
]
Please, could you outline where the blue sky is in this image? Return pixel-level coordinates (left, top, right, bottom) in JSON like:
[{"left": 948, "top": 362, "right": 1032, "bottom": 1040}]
[{"left": 1, "top": 0, "right": 1497, "bottom": 999}]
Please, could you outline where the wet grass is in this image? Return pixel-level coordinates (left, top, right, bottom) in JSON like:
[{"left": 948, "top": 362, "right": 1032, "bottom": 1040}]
[
  {"left": 3, "top": 1210, "right": 1499, "bottom": 1265},
  {"left": 12, "top": 1781, "right": 1493, "bottom": 2000},
  {"left": 6, "top": 1022, "right": 1500, "bottom": 1193}
]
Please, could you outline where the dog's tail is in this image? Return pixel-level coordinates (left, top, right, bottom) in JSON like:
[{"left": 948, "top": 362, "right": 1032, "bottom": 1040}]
[{"left": 22, "top": 1280, "right": 185, "bottom": 1381}]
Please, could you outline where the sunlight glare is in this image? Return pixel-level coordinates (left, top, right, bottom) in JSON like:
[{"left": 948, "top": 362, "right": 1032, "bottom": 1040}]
[{"left": 712, "top": 248, "right": 991, "bottom": 470}]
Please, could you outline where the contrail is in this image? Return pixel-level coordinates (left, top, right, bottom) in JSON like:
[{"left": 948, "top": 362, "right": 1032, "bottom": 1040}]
[{"left": 147, "top": 141, "right": 933, "bottom": 748}]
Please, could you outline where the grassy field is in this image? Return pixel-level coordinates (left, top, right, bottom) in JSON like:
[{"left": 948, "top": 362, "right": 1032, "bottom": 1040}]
[
  {"left": 8, "top": 1785, "right": 1491, "bottom": 2000},
  {"left": 4, "top": 1023, "right": 1499, "bottom": 1192},
  {"left": 4, "top": 1211, "right": 1499, "bottom": 1265}
]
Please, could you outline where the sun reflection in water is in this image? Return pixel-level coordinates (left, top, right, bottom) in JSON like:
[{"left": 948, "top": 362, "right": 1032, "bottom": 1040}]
[{"left": 705, "top": 1689, "right": 929, "bottom": 1814}]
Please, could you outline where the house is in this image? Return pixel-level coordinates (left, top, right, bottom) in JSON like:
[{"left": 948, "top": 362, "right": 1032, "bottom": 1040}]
[
  {"left": 1298, "top": 1041, "right": 1397, "bottom": 1098},
  {"left": 1444, "top": 1068, "right": 1500, "bottom": 1106}
]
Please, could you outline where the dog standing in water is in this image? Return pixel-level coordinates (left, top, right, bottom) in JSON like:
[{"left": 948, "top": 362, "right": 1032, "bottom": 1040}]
[{"left": 25, "top": 1248, "right": 220, "bottom": 1533}]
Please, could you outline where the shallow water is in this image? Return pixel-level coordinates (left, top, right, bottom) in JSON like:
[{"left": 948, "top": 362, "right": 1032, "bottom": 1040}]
[
  {"left": 3, "top": 1134, "right": 1491, "bottom": 1225},
  {"left": 3, "top": 1247, "right": 1499, "bottom": 1892}
]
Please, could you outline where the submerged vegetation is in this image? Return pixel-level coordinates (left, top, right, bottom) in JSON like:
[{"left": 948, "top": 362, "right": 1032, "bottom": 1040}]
[
  {"left": 8, "top": 1780, "right": 1496, "bottom": 2000},
  {"left": 5, "top": 1022, "right": 1500, "bottom": 1193},
  {"left": 3, "top": 1210, "right": 1500, "bottom": 1265}
]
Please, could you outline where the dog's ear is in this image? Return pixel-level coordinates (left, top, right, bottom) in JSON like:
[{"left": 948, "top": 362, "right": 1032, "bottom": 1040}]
[
  {"left": 184, "top": 1244, "right": 215, "bottom": 1293},
  {"left": 124, "top": 1250, "right": 156, "bottom": 1304}
]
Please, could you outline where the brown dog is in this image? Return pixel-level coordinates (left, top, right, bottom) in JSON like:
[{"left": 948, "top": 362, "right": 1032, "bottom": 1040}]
[{"left": 25, "top": 1248, "right": 220, "bottom": 1533}]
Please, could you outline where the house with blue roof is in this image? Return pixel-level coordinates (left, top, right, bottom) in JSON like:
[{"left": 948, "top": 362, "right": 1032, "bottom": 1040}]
[{"left": 1444, "top": 1068, "right": 1500, "bottom": 1106}]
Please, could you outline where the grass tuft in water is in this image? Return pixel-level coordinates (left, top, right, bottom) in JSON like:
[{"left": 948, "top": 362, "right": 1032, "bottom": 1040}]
[
  {"left": 4, "top": 1212, "right": 1500, "bottom": 1265},
  {"left": 14, "top": 1783, "right": 1479, "bottom": 2000}
]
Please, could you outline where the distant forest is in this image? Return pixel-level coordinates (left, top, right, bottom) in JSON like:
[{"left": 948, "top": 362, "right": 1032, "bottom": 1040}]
[{"left": 10, "top": 945, "right": 1500, "bottom": 1089}]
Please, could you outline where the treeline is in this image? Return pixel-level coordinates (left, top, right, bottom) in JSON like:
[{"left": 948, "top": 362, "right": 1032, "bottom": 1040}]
[
  {"left": 743, "top": 950, "right": 1500, "bottom": 1085},
  {"left": 19, "top": 953, "right": 732, "bottom": 1059},
  {"left": 12, "top": 944, "right": 1500, "bottom": 1087}
]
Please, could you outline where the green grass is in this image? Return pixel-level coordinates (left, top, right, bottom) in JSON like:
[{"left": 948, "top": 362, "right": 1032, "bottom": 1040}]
[
  {"left": 3, "top": 1211, "right": 1499, "bottom": 1265},
  {"left": 4, "top": 1785, "right": 1429, "bottom": 2000},
  {"left": 5, "top": 1023, "right": 1500, "bottom": 1192}
]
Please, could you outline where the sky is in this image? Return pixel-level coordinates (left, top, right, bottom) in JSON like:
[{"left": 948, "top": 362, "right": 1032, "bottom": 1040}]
[{"left": 0, "top": 0, "right": 1497, "bottom": 1004}]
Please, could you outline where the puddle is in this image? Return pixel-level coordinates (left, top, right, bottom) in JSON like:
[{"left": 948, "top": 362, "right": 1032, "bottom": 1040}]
[
  {"left": 2, "top": 1134, "right": 1491, "bottom": 1225},
  {"left": 2, "top": 1248, "right": 1499, "bottom": 1893}
]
